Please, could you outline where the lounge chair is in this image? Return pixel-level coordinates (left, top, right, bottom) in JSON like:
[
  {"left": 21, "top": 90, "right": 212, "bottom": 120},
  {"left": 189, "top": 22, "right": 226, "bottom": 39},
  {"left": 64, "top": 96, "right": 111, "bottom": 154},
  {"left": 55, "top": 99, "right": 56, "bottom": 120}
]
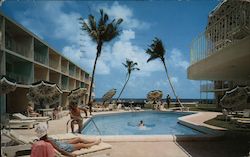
[
  {"left": 4, "top": 130, "right": 112, "bottom": 157},
  {"left": 1, "top": 114, "right": 36, "bottom": 129},
  {"left": 124, "top": 106, "right": 131, "bottom": 111},
  {"left": 134, "top": 106, "right": 142, "bottom": 111},
  {"left": 13, "top": 113, "right": 50, "bottom": 124},
  {"left": 1, "top": 130, "right": 33, "bottom": 157},
  {"left": 116, "top": 104, "right": 123, "bottom": 111},
  {"left": 8, "top": 119, "right": 36, "bottom": 129},
  {"left": 51, "top": 134, "right": 112, "bottom": 157},
  {"left": 2, "top": 144, "right": 32, "bottom": 157},
  {"left": 236, "top": 119, "right": 250, "bottom": 128}
]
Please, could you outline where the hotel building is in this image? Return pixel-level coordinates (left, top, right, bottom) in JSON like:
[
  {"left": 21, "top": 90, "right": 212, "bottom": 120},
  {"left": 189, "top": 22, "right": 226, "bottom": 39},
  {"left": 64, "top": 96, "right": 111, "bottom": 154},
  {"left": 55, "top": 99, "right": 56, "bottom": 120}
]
[
  {"left": 0, "top": 12, "right": 93, "bottom": 114},
  {"left": 188, "top": 0, "right": 250, "bottom": 105}
]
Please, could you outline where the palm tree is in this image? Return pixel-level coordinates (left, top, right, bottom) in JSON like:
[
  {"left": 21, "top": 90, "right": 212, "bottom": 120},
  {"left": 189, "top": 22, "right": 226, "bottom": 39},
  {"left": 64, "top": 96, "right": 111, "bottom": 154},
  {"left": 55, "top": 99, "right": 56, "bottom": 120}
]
[
  {"left": 145, "top": 37, "right": 183, "bottom": 107},
  {"left": 79, "top": 9, "right": 123, "bottom": 104},
  {"left": 116, "top": 58, "right": 140, "bottom": 102}
]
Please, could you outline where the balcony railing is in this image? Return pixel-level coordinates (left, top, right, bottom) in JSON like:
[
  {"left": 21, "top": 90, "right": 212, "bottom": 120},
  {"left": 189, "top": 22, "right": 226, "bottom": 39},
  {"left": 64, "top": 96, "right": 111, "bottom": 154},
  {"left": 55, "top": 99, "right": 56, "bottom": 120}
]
[
  {"left": 34, "top": 52, "right": 47, "bottom": 65},
  {"left": 61, "top": 65, "right": 68, "bottom": 74},
  {"left": 5, "top": 39, "right": 30, "bottom": 58},
  {"left": 190, "top": 4, "right": 250, "bottom": 65},
  {"left": 61, "top": 83, "right": 68, "bottom": 90},
  {"left": 6, "top": 72, "right": 30, "bottom": 84},
  {"left": 49, "top": 59, "right": 59, "bottom": 70},
  {"left": 200, "top": 83, "right": 215, "bottom": 92},
  {"left": 200, "top": 82, "right": 230, "bottom": 92}
]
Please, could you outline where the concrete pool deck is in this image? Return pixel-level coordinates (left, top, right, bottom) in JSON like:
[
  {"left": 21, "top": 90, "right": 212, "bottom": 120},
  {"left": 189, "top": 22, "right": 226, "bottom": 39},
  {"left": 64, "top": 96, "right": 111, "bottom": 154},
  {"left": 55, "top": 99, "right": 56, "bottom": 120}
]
[{"left": 2, "top": 111, "right": 250, "bottom": 157}]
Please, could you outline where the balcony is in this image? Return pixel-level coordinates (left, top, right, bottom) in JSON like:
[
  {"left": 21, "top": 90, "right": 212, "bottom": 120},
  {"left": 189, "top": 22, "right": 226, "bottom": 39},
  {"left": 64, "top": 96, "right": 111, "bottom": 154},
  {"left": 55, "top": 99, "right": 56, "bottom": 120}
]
[
  {"left": 34, "top": 53, "right": 47, "bottom": 65},
  {"left": 190, "top": 6, "right": 250, "bottom": 65},
  {"left": 34, "top": 39, "right": 48, "bottom": 65},
  {"left": 200, "top": 81, "right": 229, "bottom": 92},
  {"left": 6, "top": 53, "right": 33, "bottom": 85},
  {"left": 6, "top": 72, "right": 30, "bottom": 84},
  {"left": 5, "top": 19, "right": 32, "bottom": 58},
  {"left": 188, "top": 3, "right": 250, "bottom": 80}
]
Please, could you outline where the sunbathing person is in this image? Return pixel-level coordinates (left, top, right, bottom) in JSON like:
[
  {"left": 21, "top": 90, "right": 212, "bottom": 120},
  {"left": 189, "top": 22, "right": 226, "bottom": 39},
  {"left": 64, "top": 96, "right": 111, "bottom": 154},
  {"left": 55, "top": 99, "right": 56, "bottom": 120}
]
[
  {"left": 69, "top": 102, "right": 87, "bottom": 133},
  {"left": 34, "top": 123, "right": 101, "bottom": 157},
  {"left": 27, "top": 103, "right": 41, "bottom": 117}
]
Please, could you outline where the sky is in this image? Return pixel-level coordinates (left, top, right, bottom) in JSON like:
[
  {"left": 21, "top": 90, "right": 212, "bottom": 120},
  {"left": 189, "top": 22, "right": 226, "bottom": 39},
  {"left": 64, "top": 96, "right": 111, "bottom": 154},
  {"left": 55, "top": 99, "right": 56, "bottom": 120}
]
[{"left": 1, "top": 0, "right": 219, "bottom": 99}]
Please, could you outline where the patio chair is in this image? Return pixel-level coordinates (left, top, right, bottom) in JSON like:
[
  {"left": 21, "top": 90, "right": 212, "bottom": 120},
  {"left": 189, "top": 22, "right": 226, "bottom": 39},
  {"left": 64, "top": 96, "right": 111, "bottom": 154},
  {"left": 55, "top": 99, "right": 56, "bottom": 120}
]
[
  {"left": 9, "top": 120, "right": 36, "bottom": 129},
  {"left": 116, "top": 104, "right": 123, "bottom": 111},
  {"left": 124, "top": 106, "right": 131, "bottom": 111},
  {"left": 1, "top": 113, "right": 36, "bottom": 129},
  {"left": 13, "top": 113, "right": 50, "bottom": 124},
  {"left": 134, "top": 106, "right": 142, "bottom": 111},
  {"left": 4, "top": 130, "right": 113, "bottom": 157},
  {"left": 1, "top": 130, "right": 34, "bottom": 157},
  {"left": 236, "top": 119, "right": 250, "bottom": 128},
  {"left": 51, "top": 134, "right": 112, "bottom": 157}
]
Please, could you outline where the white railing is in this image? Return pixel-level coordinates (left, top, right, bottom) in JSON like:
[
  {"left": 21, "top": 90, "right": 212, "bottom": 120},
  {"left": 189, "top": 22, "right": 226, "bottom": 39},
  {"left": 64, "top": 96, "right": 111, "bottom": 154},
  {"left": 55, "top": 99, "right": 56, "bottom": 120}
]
[
  {"left": 7, "top": 72, "right": 30, "bottom": 84},
  {"left": 190, "top": 3, "right": 250, "bottom": 65},
  {"left": 5, "top": 39, "right": 30, "bottom": 58},
  {"left": 34, "top": 52, "right": 47, "bottom": 64},
  {"left": 200, "top": 83, "right": 215, "bottom": 92},
  {"left": 49, "top": 59, "right": 59, "bottom": 70}
]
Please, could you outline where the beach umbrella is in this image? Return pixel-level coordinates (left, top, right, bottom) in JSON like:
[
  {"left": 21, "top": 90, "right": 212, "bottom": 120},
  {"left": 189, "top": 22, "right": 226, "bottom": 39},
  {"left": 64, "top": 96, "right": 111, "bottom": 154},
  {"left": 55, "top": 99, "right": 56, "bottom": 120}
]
[
  {"left": 147, "top": 90, "right": 163, "bottom": 101},
  {"left": 220, "top": 86, "right": 249, "bottom": 110},
  {"left": 0, "top": 76, "right": 16, "bottom": 95},
  {"left": 68, "top": 87, "right": 87, "bottom": 103},
  {"left": 102, "top": 88, "right": 116, "bottom": 105},
  {"left": 27, "top": 80, "right": 63, "bottom": 108}
]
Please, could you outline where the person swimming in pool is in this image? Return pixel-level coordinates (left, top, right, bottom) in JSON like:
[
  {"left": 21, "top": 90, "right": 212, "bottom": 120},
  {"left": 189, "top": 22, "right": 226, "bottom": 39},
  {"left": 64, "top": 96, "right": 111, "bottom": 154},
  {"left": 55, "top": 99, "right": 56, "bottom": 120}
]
[{"left": 138, "top": 120, "right": 145, "bottom": 127}]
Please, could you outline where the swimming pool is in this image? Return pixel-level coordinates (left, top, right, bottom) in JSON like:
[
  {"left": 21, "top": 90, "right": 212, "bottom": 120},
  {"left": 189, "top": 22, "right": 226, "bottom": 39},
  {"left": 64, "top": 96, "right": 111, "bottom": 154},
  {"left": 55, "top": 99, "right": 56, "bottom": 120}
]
[{"left": 81, "top": 111, "right": 202, "bottom": 135}]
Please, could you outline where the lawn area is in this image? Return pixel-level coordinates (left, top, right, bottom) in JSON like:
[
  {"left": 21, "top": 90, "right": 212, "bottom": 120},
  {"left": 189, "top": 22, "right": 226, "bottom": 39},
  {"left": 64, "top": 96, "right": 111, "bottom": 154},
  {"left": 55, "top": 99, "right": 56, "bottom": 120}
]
[
  {"left": 205, "top": 115, "right": 250, "bottom": 138},
  {"left": 187, "top": 103, "right": 222, "bottom": 112}
]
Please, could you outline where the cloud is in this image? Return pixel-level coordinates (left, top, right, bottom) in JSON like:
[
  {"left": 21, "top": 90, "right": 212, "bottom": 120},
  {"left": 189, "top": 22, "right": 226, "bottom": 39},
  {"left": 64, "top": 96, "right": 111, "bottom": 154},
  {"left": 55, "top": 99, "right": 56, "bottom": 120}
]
[
  {"left": 95, "top": 2, "right": 150, "bottom": 30},
  {"left": 168, "top": 48, "right": 189, "bottom": 70},
  {"left": 170, "top": 76, "right": 178, "bottom": 84}
]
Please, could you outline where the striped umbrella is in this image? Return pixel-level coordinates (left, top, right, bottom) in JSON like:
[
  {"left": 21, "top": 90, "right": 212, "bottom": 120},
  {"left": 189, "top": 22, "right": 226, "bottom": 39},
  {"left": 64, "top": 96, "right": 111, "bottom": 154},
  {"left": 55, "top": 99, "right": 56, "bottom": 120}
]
[
  {"left": 0, "top": 76, "right": 16, "bottom": 95},
  {"left": 27, "top": 80, "right": 63, "bottom": 108},
  {"left": 220, "top": 86, "right": 249, "bottom": 110},
  {"left": 102, "top": 88, "right": 116, "bottom": 104},
  {"left": 68, "top": 87, "right": 87, "bottom": 103},
  {"left": 147, "top": 90, "right": 163, "bottom": 101}
]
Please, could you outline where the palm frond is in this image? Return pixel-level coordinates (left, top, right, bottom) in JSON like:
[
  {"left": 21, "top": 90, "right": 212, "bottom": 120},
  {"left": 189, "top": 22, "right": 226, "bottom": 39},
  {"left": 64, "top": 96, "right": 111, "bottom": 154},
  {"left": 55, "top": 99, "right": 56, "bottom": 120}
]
[
  {"left": 145, "top": 37, "right": 166, "bottom": 62},
  {"left": 122, "top": 63, "right": 128, "bottom": 68},
  {"left": 147, "top": 56, "right": 159, "bottom": 62},
  {"left": 88, "top": 15, "right": 97, "bottom": 32}
]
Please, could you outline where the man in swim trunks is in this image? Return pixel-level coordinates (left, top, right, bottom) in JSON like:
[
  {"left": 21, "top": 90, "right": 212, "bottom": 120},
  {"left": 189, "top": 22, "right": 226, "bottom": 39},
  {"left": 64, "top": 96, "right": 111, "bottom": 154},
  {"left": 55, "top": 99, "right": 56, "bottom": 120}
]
[
  {"left": 69, "top": 102, "right": 86, "bottom": 133},
  {"left": 34, "top": 123, "right": 101, "bottom": 157}
]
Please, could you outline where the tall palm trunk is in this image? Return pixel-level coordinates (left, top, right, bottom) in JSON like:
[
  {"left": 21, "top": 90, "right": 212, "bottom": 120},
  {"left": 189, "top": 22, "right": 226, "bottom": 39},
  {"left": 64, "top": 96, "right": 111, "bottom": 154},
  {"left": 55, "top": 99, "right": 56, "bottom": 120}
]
[
  {"left": 116, "top": 74, "right": 130, "bottom": 103},
  {"left": 88, "top": 42, "right": 103, "bottom": 103},
  {"left": 162, "top": 59, "right": 183, "bottom": 107}
]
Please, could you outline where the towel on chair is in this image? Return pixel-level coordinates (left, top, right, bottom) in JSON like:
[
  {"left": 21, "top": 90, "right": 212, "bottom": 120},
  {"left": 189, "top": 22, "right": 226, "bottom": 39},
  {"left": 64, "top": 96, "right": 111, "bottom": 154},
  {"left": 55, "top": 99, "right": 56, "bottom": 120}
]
[{"left": 31, "top": 140, "right": 55, "bottom": 157}]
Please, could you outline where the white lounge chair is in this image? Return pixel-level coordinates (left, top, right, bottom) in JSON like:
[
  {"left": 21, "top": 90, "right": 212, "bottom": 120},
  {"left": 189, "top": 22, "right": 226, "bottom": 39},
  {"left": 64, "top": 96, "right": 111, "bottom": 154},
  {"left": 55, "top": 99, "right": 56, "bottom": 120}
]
[
  {"left": 5, "top": 130, "right": 112, "bottom": 157},
  {"left": 1, "top": 130, "right": 33, "bottom": 157},
  {"left": 134, "top": 106, "right": 142, "bottom": 111},
  {"left": 124, "top": 106, "right": 131, "bottom": 111},
  {"left": 8, "top": 119, "right": 36, "bottom": 129},
  {"left": 51, "top": 134, "right": 112, "bottom": 157},
  {"left": 13, "top": 113, "right": 50, "bottom": 124}
]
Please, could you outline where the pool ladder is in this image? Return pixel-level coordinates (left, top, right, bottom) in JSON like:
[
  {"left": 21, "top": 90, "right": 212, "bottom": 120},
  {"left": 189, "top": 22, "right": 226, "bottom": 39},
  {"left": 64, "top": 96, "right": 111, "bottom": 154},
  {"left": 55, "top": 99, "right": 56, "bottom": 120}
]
[{"left": 66, "top": 118, "right": 102, "bottom": 135}]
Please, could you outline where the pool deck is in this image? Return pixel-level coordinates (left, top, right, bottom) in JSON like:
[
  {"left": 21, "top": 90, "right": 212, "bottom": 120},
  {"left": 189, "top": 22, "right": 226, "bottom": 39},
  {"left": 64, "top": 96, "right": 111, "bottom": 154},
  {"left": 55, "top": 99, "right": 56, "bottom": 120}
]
[{"left": 2, "top": 111, "right": 250, "bottom": 157}]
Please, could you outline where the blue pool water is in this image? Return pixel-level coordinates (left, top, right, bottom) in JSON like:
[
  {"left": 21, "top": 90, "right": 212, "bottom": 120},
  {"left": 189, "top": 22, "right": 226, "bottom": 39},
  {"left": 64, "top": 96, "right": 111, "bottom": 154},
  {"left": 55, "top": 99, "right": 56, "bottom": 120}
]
[{"left": 82, "top": 111, "right": 202, "bottom": 135}]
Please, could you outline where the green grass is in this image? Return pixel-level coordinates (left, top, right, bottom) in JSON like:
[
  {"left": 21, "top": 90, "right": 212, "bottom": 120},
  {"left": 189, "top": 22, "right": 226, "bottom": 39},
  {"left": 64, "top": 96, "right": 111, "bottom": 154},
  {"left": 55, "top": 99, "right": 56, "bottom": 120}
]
[
  {"left": 205, "top": 116, "right": 250, "bottom": 135},
  {"left": 187, "top": 103, "right": 221, "bottom": 112}
]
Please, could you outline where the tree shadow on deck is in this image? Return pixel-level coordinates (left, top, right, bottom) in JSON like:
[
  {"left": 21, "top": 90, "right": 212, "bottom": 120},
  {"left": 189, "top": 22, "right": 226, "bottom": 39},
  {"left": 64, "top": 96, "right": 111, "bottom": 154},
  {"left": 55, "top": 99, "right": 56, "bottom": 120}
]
[{"left": 176, "top": 135, "right": 250, "bottom": 157}]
